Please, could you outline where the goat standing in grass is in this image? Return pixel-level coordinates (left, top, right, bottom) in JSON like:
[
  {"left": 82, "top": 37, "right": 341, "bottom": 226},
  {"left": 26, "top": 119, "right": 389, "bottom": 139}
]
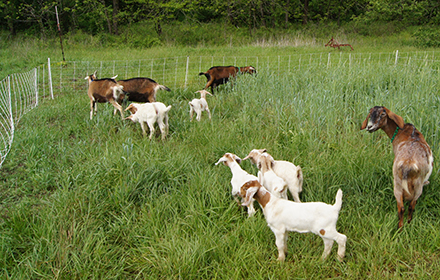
[
  {"left": 243, "top": 149, "right": 304, "bottom": 202},
  {"left": 199, "top": 66, "right": 256, "bottom": 94},
  {"left": 189, "top": 90, "right": 213, "bottom": 121},
  {"left": 84, "top": 71, "right": 125, "bottom": 120},
  {"left": 125, "top": 102, "right": 171, "bottom": 140},
  {"left": 239, "top": 180, "right": 346, "bottom": 261},
  {"left": 361, "top": 106, "right": 433, "bottom": 229}
]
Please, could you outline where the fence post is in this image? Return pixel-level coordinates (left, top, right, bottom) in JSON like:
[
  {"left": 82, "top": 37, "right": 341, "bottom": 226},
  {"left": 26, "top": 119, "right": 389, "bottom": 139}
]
[
  {"left": 327, "top": 53, "right": 331, "bottom": 69},
  {"left": 48, "top": 58, "right": 54, "bottom": 99},
  {"left": 35, "top": 68, "right": 38, "bottom": 106},
  {"left": 185, "top": 56, "right": 189, "bottom": 88},
  {"left": 395, "top": 50, "right": 399, "bottom": 65}
]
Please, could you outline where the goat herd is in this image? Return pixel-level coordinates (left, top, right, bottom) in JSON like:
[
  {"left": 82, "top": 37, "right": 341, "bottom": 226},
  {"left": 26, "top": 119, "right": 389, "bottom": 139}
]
[{"left": 84, "top": 66, "right": 433, "bottom": 262}]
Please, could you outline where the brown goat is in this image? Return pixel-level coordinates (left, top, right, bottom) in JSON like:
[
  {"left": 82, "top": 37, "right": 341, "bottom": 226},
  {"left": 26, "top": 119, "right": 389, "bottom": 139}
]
[
  {"left": 361, "top": 106, "right": 433, "bottom": 229},
  {"left": 84, "top": 71, "right": 125, "bottom": 120},
  {"left": 117, "top": 78, "right": 170, "bottom": 103},
  {"left": 199, "top": 66, "right": 256, "bottom": 93}
]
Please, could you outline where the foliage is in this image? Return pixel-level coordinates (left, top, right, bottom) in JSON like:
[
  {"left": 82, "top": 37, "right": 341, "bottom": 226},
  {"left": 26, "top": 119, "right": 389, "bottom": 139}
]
[
  {"left": 1, "top": 0, "right": 440, "bottom": 37},
  {"left": 413, "top": 26, "right": 440, "bottom": 48}
]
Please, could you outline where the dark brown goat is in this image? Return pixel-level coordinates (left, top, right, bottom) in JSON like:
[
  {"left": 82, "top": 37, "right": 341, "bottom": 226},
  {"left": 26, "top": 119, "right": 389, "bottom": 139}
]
[
  {"left": 199, "top": 66, "right": 256, "bottom": 93},
  {"left": 84, "top": 71, "right": 125, "bottom": 120},
  {"left": 117, "top": 78, "right": 170, "bottom": 103},
  {"left": 361, "top": 106, "right": 433, "bottom": 229}
]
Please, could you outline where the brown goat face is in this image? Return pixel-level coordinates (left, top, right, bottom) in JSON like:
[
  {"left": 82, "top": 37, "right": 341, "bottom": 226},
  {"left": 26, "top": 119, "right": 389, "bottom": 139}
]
[{"left": 362, "top": 106, "right": 388, "bottom": 132}]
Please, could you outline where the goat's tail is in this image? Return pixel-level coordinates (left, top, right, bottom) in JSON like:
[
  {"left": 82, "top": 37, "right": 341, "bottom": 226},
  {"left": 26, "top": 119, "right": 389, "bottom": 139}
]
[
  {"left": 156, "top": 84, "right": 171, "bottom": 92},
  {"left": 333, "top": 189, "right": 343, "bottom": 212},
  {"left": 398, "top": 162, "right": 419, "bottom": 195}
]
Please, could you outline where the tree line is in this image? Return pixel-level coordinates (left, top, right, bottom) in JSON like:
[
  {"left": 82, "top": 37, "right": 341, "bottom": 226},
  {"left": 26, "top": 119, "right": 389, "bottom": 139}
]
[{"left": 1, "top": 0, "right": 440, "bottom": 36}]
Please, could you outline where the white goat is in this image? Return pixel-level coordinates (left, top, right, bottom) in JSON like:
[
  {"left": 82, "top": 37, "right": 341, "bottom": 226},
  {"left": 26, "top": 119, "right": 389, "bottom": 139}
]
[
  {"left": 84, "top": 71, "right": 125, "bottom": 120},
  {"left": 240, "top": 180, "right": 347, "bottom": 261},
  {"left": 243, "top": 149, "right": 304, "bottom": 202},
  {"left": 125, "top": 102, "right": 171, "bottom": 140},
  {"left": 215, "top": 153, "right": 258, "bottom": 217},
  {"left": 189, "top": 90, "right": 213, "bottom": 121},
  {"left": 252, "top": 152, "right": 288, "bottom": 199},
  {"left": 361, "top": 106, "right": 433, "bottom": 229}
]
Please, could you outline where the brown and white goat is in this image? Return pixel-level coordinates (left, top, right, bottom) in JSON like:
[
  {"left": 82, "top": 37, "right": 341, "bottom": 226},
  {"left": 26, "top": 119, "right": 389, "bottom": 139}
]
[
  {"left": 240, "top": 181, "right": 346, "bottom": 261},
  {"left": 361, "top": 106, "right": 433, "bottom": 229},
  {"left": 117, "top": 77, "right": 170, "bottom": 103},
  {"left": 243, "top": 149, "right": 304, "bottom": 202},
  {"left": 199, "top": 66, "right": 256, "bottom": 94},
  {"left": 84, "top": 71, "right": 125, "bottom": 120}
]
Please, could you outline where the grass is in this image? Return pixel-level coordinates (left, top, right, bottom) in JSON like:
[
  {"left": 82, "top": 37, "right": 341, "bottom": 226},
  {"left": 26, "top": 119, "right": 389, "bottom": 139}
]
[{"left": 1, "top": 30, "right": 440, "bottom": 278}]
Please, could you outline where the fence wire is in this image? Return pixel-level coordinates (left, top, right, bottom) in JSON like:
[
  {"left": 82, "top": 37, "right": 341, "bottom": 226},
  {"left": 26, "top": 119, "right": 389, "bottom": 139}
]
[{"left": 1, "top": 50, "right": 440, "bottom": 168}]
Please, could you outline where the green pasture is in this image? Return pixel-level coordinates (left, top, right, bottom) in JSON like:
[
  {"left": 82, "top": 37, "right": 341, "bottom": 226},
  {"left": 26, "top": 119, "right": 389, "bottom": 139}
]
[{"left": 1, "top": 36, "right": 440, "bottom": 278}]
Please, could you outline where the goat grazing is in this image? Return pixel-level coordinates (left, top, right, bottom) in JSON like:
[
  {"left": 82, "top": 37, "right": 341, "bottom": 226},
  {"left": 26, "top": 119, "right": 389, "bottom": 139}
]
[
  {"left": 125, "top": 102, "right": 171, "bottom": 140},
  {"left": 117, "top": 77, "right": 170, "bottom": 103},
  {"left": 240, "top": 181, "right": 346, "bottom": 261},
  {"left": 215, "top": 153, "right": 258, "bottom": 217},
  {"left": 199, "top": 66, "right": 256, "bottom": 94},
  {"left": 189, "top": 90, "right": 213, "bottom": 121},
  {"left": 243, "top": 149, "right": 304, "bottom": 202},
  {"left": 361, "top": 106, "right": 433, "bottom": 229},
  {"left": 84, "top": 71, "right": 125, "bottom": 120}
]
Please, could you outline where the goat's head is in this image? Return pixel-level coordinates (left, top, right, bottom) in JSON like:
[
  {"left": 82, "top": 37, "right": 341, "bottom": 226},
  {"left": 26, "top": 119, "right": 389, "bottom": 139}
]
[
  {"left": 196, "top": 90, "right": 213, "bottom": 99},
  {"left": 125, "top": 103, "right": 138, "bottom": 114},
  {"left": 215, "top": 153, "right": 242, "bottom": 166},
  {"left": 84, "top": 70, "right": 98, "bottom": 84},
  {"left": 239, "top": 180, "right": 261, "bottom": 206},
  {"left": 361, "top": 106, "right": 404, "bottom": 132},
  {"left": 240, "top": 66, "right": 257, "bottom": 75},
  {"left": 242, "top": 149, "right": 267, "bottom": 165}
]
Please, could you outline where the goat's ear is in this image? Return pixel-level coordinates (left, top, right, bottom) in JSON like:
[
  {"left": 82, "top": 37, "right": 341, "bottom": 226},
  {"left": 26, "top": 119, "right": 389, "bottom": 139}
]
[
  {"left": 215, "top": 157, "right": 227, "bottom": 166},
  {"left": 384, "top": 107, "right": 405, "bottom": 129},
  {"left": 233, "top": 155, "right": 242, "bottom": 164},
  {"left": 361, "top": 113, "right": 370, "bottom": 130},
  {"left": 242, "top": 186, "right": 259, "bottom": 207}
]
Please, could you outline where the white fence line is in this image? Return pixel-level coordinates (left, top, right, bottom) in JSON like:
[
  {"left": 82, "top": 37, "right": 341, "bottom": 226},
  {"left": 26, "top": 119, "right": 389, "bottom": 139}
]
[
  {"left": 0, "top": 68, "right": 40, "bottom": 168},
  {"left": 1, "top": 50, "right": 440, "bottom": 168}
]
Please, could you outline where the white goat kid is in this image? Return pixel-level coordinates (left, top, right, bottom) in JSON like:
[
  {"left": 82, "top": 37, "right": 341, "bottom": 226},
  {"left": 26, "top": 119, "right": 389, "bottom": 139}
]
[
  {"left": 125, "top": 102, "right": 171, "bottom": 140},
  {"left": 189, "top": 90, "right": 213, "bottom": 121},
  {"left": 243, "top": 149, "right": 304, "bottom": 202},
  {"left": 250, "top": 152, "right": 288, "bottom": 199},
  {"left": 240, "top": 181, "right": 347, "bottom": 262},
  {"left": 215, "top": 153, "right": 258, "bottom": 217}
]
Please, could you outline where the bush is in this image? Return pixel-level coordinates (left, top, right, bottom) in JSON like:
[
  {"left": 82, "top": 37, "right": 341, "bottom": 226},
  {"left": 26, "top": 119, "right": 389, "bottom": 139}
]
[{"left": 413, "top": 26, "right": 440, "bottom": 48}]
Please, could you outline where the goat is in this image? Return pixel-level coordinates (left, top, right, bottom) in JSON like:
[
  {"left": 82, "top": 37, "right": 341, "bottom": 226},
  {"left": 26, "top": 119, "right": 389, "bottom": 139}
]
[
  {"left": 248, "top": 152, "right": 288, "bottom": 199},
  {"left": 240, "top": 181, "right": 346, "bottom": 261},
  {"left": 125, "top": 102, "right": 171, "bottom": 140},
  {"left": 243, "top": 149, "right": 304, "bottom": 202},
  {"left": 199, "top": 66, "right": 256, "bottom": 94},
  {"left": 117, "top": 77, "right": 171, "bottom": 103},
  {"left": 189, "top": 90, "right": 213, "bottom": 121},
  {"left": 84, "top": 71, "right": 125, "bottom": 120},
  {"left": 361, "top": 106, "right": 433, "bottom": 229},
  {"left": 215, "top": 153, "right": 258, "bottom": 217}
]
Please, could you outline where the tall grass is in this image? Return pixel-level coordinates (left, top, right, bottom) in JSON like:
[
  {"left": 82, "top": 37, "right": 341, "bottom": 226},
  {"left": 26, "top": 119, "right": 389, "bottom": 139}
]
[{"left": 1, "top": 48, "right": 440, "bottom": 278}]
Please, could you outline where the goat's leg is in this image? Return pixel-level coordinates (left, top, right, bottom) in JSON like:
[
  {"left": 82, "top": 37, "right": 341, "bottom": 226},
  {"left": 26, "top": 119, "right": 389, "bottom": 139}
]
[
  {"left": 189, "top": 107, "right": 195, "bottom": 121},
  {"left": 206, "top": 107, "right": 211, "bottom": 120},
  {"left": 146, "top": 120, "right": 156, "bottom": 140},
  {"left": 395, "top": 191, "right": 405, "bottom": 229},
  {"left": 140, "top": 122, "right": 148, "bottom": 137},
  {"left": 408, "top": 199, "right": 417, "bottom": 224},
  {"left": 321, "top": 237, "right": 334, "bottom": 260},
  {"left": 272, "top": 229, "right": 287, "bottom": 261},
  {"left": 335, "top": 233, "right": 347, "bottom": 261},
  {"left": 90, "top": 100, "right": 95, "bottom": 120},
  {"left": 109, "top": 100, "right": 124, "bottom": 119}
]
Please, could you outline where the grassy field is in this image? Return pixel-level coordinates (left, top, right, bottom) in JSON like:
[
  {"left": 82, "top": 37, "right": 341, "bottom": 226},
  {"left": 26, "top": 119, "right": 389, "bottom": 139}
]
[{"left": 1, "top": 32, "right": 440, "bottom": 279}]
